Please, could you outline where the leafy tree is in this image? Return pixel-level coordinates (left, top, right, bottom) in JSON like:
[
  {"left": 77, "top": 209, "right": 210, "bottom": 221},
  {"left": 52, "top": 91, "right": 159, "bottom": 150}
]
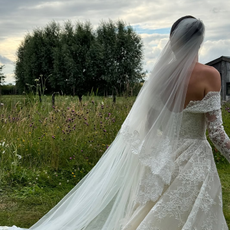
[
  {"left": 96, "top": 20, "right": 143, "bottom": 101},
  {"left": 0, "top": 65, "right": 5, "bottom": 96},
  {"left": 15, "top": 20, "right": 144, "bottom": 99}
]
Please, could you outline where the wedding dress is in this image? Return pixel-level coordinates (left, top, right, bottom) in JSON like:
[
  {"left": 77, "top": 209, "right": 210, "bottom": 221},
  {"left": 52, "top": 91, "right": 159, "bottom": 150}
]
[{"left": 1, "top": 17, "right": 229, "bottom": 230}]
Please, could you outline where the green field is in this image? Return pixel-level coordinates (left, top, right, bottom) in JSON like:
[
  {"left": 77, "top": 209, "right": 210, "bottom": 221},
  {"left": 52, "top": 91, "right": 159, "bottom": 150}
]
[{"left": 0, "top": 95, "right": 229, "bottom": 228}]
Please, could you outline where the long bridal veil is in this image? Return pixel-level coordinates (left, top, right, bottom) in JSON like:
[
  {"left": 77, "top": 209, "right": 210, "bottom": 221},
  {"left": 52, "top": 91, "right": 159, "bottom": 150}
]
[{"left": 13, "top": 18, "right": 205, "bottom": 230}]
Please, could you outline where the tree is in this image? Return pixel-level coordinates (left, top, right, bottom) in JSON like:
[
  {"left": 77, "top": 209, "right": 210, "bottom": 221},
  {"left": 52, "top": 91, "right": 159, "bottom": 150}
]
[
  {"left": 15, "top": 20, "right": 144, "bottom": 98},
  {"left": 15, "top": 22, "right": 61, "bottom": 95},
  {"left": 61, "top": 21, "right": 99, "bottom": 101},
  {"left": 0, "top": 65, "right": 5, "bottom": 96},
  {"left": 96, "top": 20, "right": 144, "bottom": 101}
]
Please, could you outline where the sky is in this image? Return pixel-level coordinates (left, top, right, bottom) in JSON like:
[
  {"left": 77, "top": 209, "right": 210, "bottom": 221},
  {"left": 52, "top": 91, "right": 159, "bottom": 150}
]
[{"left": 0, "top": 0, "right": 230, "bottom": 84}]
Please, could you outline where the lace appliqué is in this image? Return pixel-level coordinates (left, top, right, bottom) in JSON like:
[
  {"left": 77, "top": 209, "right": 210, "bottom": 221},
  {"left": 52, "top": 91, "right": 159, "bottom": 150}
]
[
  {"left": 120, "top": 91, "right": 228, "bottom": 229},
  {"left": 206, "top": 109, "right": 230, "bottom": 163},
  {"left": 184, "top": 91, "right": 221, "bottom": 113},
  {"left": 120, "top": 126, "right": 175, "bottom": 204}
]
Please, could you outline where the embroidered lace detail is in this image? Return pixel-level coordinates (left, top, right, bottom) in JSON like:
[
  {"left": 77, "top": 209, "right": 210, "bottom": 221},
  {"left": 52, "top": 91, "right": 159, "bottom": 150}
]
[
  {"left": 206, "top": 109, "right": 230, "bottom": 163},
  {"left": 184, "top": 91, "right": 221, "bottom": 112},
  {"left": 179, "top": 112, "right": 206, "bottom": 139},
  {"left": 120, "top": 127, "right": 173, "bottom": 204},
  {"left": 120, "top": 91, "right": 229, "bottom": 229}
]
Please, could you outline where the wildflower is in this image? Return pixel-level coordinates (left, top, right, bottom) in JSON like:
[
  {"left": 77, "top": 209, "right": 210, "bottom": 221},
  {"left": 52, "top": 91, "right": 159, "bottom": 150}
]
[
  {"left": 72, "top": 172, "right": 74, "bottom": 174},
  {"left": 108, "top": 113, "right": 111, "bottom": 116},
  {"left": 52, "top": 136, "right": 55, "bottom": 139},
  {"left": 59, "top": 183, "right": 61, "bottom": 185},
  {"left": 16, "top": 154, "right": 22, "bottom": 159},
  {"left": 69, "top": 157, "right": 72, "bottom": 160}
]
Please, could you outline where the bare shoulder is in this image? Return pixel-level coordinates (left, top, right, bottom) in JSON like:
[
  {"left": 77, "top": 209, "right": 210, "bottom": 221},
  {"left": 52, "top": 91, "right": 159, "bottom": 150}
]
[{"left": 196, "top": 63, "right": 221, "bottom": 93}]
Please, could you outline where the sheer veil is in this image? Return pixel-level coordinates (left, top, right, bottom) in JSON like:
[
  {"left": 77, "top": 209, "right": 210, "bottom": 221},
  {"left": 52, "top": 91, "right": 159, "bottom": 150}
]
[{"left": 26, "top": 18, "right": 205, "bottom": 230}]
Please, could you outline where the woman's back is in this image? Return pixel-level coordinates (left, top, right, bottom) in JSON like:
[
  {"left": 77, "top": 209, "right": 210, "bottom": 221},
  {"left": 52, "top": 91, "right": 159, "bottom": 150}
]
[{"left": 184, "top": 62, "right": 221, "bottom": 109}]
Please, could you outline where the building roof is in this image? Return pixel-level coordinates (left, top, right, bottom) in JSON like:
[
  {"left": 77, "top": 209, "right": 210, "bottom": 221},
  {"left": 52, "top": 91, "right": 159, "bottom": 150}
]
[{"left": 206, "top": 56, "right": 230, "bottom": 66}]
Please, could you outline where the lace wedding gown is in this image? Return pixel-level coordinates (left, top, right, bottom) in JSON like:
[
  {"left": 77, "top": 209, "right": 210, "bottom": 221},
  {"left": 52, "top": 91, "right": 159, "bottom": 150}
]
[{"left": 1, "top": 91, "right": 229, "bottom": 230}]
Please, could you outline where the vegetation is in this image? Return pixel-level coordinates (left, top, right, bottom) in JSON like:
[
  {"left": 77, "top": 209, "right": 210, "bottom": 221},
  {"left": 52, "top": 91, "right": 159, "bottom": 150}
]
[
  {"left": 0, "top": 65, "right": 5, "bottom": 96},
  {"left": 15, "top": 20, "right": 144, "bottom": 100},
  {"left": 0, "top": 96, "right": 229, "bottom": 228}
]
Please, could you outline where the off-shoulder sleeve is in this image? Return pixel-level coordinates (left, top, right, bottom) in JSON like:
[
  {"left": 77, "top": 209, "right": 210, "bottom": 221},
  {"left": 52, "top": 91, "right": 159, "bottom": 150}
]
[{"left": 206, "top": 108, "right": 230, "bottom": 163}]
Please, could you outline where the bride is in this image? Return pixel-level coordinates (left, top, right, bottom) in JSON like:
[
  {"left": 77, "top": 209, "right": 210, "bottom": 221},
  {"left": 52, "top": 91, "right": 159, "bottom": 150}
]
[{"left": 1, "top": 15, "right": 229, "bottom": 230}]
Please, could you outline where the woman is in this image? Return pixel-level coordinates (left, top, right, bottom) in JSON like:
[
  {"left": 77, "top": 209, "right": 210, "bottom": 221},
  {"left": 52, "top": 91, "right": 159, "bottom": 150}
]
[{"left": 1, "top": 16, "right": 229, "bottom": 230}]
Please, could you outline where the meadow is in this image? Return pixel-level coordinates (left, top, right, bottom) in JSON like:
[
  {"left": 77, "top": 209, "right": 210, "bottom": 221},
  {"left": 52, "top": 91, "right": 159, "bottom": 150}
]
[{"left": 0, "top": 94, "right": 229, "bottom": 228}]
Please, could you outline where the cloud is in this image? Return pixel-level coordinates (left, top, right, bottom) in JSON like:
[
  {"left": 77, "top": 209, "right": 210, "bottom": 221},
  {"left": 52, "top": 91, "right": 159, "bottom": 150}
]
[
  {"left": 0, "top": 55, "right": 13, "bottom": 65},
  {"left": 0, "top": 0, "right": 229, "bottom": 84},
  {"left": 200, "top": 39, "right": 230, "bottom": 64}
]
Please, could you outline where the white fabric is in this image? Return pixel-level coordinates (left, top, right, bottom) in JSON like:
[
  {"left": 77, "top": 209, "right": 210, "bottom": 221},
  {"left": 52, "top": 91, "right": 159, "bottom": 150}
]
[{"left": 1, "top": 18, "right": 229, "bottom": 229}]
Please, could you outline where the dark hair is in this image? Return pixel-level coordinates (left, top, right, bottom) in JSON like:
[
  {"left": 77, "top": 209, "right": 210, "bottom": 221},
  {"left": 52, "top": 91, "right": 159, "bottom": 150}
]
[
  {"left": 170, "top": 15, "right": 204, "bottom": 48},
  {"left": 170, "top": 15, "right": 196, "bottom": 37}
]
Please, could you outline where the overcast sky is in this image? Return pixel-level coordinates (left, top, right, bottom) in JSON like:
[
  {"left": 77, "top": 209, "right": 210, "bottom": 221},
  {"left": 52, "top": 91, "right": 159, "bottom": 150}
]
[{"left": 0, "top": 0, "right": 230, "bottom": 84}]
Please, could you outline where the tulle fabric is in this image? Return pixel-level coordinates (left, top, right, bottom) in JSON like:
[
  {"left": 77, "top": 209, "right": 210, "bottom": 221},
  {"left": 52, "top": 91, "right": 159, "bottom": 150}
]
[{"left": 1, "top": 18, "right": 206, "bottom": 230}]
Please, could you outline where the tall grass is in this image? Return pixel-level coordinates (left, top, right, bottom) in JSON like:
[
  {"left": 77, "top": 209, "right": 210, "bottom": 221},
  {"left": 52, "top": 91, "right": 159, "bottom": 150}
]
[
  {"left": 0, "top": 95, "right": 229, "bottom": 228},
  {"left": 0, "top": 95, "right": 135, "bottom": 188}
]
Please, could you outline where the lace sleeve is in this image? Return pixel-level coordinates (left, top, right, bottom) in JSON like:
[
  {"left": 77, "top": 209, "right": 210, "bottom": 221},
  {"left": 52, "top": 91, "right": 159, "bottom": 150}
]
[{"left": 206, "top": 109, "right": 230, "bottom": 163}]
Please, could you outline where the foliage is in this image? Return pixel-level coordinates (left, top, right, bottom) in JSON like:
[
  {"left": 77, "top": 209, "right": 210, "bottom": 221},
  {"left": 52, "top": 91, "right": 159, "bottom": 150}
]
[
  {"left": 1, "top": 84, "right": 17, "bottom": 95},
  {"left": 0, "top": 65, "right": 5, "bottom": 96},
  {"left": 0, "top": 95, "right": 134, "bottom": 188},
  {"left": 15, "top": 20, "right": 144, "bottom": 98},
  {"left": 96, "top": 20, "right": 143, "bottom": 101},
  {"left": 0, "top": 96, "right": 229, "bottom": 228}
]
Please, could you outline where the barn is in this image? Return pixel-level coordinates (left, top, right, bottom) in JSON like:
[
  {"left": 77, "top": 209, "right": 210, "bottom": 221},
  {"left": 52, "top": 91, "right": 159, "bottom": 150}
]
[{"left": 206, "top": 56, "right": 230, "bottom": 101}]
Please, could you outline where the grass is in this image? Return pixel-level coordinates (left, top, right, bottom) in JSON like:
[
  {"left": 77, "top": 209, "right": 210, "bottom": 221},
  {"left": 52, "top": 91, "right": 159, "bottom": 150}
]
[
  {"left": 0, "top": 186, "right": 73, "bottom": 227},
  {"left": 0, "top": 95, "right": 229, "bottom": 228},
  {"left": 0, "top": 94, "right": 134, "bottom": 187},
  {"left": 218, "top": 164, "right": 230, "bottom": 227}
]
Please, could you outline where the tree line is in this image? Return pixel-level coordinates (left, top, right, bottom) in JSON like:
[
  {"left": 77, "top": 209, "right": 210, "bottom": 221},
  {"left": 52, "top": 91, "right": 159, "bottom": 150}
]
[{"left": 15, "top": 20, "right": 144, "bottom": 101}]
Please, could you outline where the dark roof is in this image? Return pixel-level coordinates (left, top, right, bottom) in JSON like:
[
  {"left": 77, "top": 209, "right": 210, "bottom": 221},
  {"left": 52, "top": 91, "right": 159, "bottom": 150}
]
[{"left": 206, "top": 56, "right": 230, "bottom": 66}]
